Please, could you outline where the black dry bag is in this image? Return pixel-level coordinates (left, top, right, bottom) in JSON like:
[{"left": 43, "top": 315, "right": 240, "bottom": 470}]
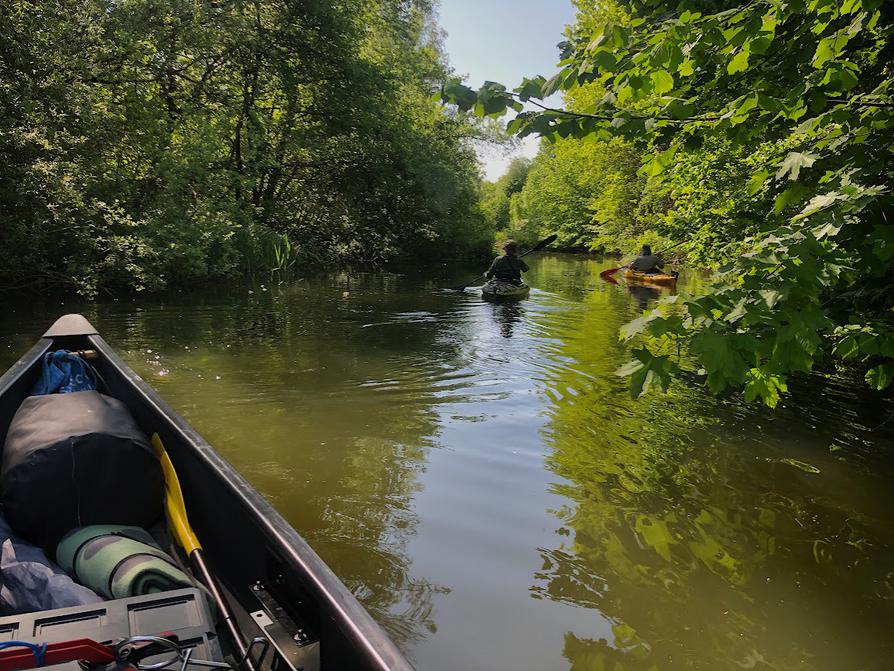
[{"left": 1, "top": 391, "right": 164, "bottom": 550}]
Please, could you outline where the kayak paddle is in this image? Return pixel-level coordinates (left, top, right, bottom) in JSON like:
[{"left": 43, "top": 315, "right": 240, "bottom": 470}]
[
  {"left": 151, "top": 434, "right": 255, "bottom": 670},
  {"left": 451, "top": 233, "right": 557, "bottom": 292},
  {"left": 599, "top": 238, "right": 689, "bottom": 281}
]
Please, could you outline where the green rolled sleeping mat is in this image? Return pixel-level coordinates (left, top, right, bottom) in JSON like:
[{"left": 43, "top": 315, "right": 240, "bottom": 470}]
[{"left": 56, "top": 525, "right": 198, "bottom": 600}]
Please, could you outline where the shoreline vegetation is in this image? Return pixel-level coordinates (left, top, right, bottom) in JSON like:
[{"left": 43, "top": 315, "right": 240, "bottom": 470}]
[
  {"left": 1, "top": 0, "right": 495, "bottom": 296},
  {"left": 2, "top": 0, "right": 891, "bottom": 406},
  {"left": 447, "top": 0, "right": 893, "bottom": 405}
]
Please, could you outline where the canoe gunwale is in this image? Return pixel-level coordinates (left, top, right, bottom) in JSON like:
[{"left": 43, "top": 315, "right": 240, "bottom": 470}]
[
  {"left": 0, "top": 316, "right": 413, "bottom": 671},
  {"left": 0, "top": 338, "right": 52, "bottom": 448}
]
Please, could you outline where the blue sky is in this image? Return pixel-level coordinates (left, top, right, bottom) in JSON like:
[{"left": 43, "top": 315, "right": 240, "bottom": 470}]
[{"left": 437, "top": 0, "right": 577, "bottom": 180}]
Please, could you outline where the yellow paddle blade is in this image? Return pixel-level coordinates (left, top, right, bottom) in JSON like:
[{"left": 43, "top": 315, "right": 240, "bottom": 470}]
[{"left": 151, "top": 433, "right": 202, "bottom": 555}]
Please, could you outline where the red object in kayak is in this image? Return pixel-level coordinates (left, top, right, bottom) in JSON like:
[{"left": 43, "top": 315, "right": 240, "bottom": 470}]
[{"left": 0, "top": 639, "right": 115, "bottom": 671}]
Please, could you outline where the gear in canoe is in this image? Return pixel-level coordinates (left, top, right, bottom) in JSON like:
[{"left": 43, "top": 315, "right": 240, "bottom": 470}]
[{"left": 0, "top": 314, "right": 413, "bottom": 671}]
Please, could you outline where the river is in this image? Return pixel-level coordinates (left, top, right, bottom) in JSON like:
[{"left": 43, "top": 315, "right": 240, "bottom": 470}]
[{"left": 2, "top": 253, "right": 893, "bottom": 670}]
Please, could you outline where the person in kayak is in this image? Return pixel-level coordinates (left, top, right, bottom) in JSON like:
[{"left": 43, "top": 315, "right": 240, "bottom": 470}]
[
  {"left": 485, "top": 241, "right": 529, "bottom": 285},
  {"left": 627, "top": 245, "right": 664, "bottom": 274}
]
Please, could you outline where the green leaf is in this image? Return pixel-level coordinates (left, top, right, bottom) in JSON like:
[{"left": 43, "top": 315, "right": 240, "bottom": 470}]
[
  {"left": 833, "top": 335, "right": 861, "bottom": 360},
  {"left": 731, "top": 94, "right": 758, "bottom": 125},
  {"left": 726, "top": 298, "right": 749, "bottom": 323},
  {"left": 727, "top": 49, "right": 750, "bottom": 75},
  {"left": 652, "top": 69, "right": 674, "bottom": 95},
  {"left": 775, "top": 152, "right": 818, "bottom": 182},
  {"left": 773, "top": 185, "right": 810, "bottom": 214},
  {"left": 748, "top": 35, "right": 773, "bottom": 55},
  {"left": 442, "top": 81, "right": 478, "bottom": 111},
  {"left": 638, "top": 146, "right": 677, "bottom": 177},
  {"left": 811, "top": 214, "right": 843, "bottom": 240},
  {"left": 593, "top": 49, "right": 618, "bottom": 71},
  {"left": 814, "top": 32, "right": 852, "bottom": 68},
  {"left": 648, "top": 316, "right": 684, "bottom": 337},
  {"left": 620, "top": 309, "right": 662, "bottom": 341},
  {"left": 690, "top": 330, "right": 750, "bottom": 393},
  {"left": 866, "top": 362, "right": 894, "bottom": 390},
  {"left": 615, "top": 348, "right": 676, "bottom": 398},
  {"left": 792, "top": 191, "right": 843, "bottom": 220},
  {"left": 664, "top": 98, "right": 695, "bottom": 119},
  {"left": 759, "top": 289, "right": 784, "bottom": 308},
  {"left": 744, "top": 367, "right": 788, "bottom": 408},
  {"left": 515, "top": 76, "right": 546, "bottom": 102},
  {"left": 541, "top": 71, "right": 568, "bottom": 97},
  {"left": 746, "top": 170, "right": 772, "bottom": 195},
  {"left": 813, "top": 37, "right": 835, "bottom": 68}
]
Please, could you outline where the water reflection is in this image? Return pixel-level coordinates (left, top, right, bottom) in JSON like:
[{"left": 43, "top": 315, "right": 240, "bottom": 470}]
[
  {"left": 531, "top": 273, "right": 894, "bottom": 669},
  {"left": 488, "top": 301, "right": 525, "bottom": 339},
  {"left": 625, "top": 282, "right": 661, "bottom": 311},
  {"left": 2, "top": 254, "right": 893, "bottom": 671}
]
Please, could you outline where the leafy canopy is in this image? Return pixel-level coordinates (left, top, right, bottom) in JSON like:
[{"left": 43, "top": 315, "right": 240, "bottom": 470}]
[{"left": 443, "top": 0, "right": 893, "bottom": 405}]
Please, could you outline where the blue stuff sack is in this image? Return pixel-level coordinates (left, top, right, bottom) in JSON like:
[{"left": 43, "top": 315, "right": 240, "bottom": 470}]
[{"left": 31, "top": 350, "right": 97, "bottom": 395}]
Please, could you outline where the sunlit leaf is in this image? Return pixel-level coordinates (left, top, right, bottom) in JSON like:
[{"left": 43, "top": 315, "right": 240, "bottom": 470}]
[
  {"left": 744, "top": 367, "right": 788, "bottom": 408},
  {"left": 727, "top": 48, "right": 750, "bottom": 75},
  {"left": 746, "top": 170, "right": 772, "bottom": 195},
  {"left": 652, "top": 69, "right": 674, "bottom": 95},
  {"left": 775, "top": 152, "right": 818, "bottom": 182},
  {"left": 866, "top": 363, "right": 894, "bottom": 390},
  {"left": 615, "top": 348, "right": 676, "bottom": 398}
]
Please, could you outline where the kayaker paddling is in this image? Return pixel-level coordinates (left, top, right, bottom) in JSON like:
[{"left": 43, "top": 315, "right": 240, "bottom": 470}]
[
  {"left": 627, "top": 244, "right": 664, "bottom": 275},
  {"left": 600, "top": 239, "right": 687, "bottom": 282},
  {"left": 485, "top": 240, "right": 529, "bottom": 286},
  {"left": 450, "top": 233, "right": 555, "bottom": 292}
]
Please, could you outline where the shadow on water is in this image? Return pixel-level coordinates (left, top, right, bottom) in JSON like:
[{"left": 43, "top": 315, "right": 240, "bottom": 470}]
[{"left": 1, "top": 253, "right": 892, "bottom": 670}]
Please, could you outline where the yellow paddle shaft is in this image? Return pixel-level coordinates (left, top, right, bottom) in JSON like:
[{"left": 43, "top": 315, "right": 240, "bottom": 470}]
[
  {"left": 151, "top": 434, "right": 253, "bottom": 668},
  {"left": 151, "top": 433, "right": 202, "bottom": 555}
]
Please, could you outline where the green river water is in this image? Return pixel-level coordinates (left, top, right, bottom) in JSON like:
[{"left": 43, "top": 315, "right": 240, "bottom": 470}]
[{"left": 2, "top": 253, "right": 893, "bottom": 670}]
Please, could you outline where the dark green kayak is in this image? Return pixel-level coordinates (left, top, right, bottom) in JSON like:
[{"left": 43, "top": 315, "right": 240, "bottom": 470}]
[{"left": 481, "top": 280, "right": 530, "bottom": 300}]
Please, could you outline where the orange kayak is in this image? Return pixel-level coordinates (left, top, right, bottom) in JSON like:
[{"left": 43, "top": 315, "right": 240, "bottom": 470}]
[{"left": 623, "top": 270, "right": 678, "bottom": 286}]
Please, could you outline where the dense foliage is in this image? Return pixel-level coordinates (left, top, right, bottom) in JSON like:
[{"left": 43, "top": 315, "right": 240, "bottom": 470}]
[
  {"left": 444, "top": 0, "right": 893, "bottom": 404},
  {"left": 478, "top": 157, "right": 530, "bottom": 239},
  {"left": 0, "top": 0, "right": 487, "bottom": 294}
]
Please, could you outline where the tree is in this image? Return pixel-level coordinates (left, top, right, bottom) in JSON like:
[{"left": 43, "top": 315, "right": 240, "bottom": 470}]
[
  {"left": 516, "top": 136, "right": 646, "bottom": 251},
  {"left": 479, "top": 157, "right": 531, "bottom": 233},
  {"left": 442, "top": 0, "right": 894, "bottom": 404},
  {"left": 0, "top": 0, "right": 489, "bottom": 294}
]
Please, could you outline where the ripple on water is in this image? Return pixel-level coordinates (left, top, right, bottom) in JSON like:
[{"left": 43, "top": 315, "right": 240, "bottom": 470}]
[{"left": 2, "top": 259, "right": 893, "bottom": 671}]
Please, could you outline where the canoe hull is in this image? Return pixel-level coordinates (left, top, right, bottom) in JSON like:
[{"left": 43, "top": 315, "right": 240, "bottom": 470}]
[
  {"left": 0, "top": 315, "right": 413, "bottom": 671},
  {"left": 622, "top": 270, "right": 678, "bottom": 286}
]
